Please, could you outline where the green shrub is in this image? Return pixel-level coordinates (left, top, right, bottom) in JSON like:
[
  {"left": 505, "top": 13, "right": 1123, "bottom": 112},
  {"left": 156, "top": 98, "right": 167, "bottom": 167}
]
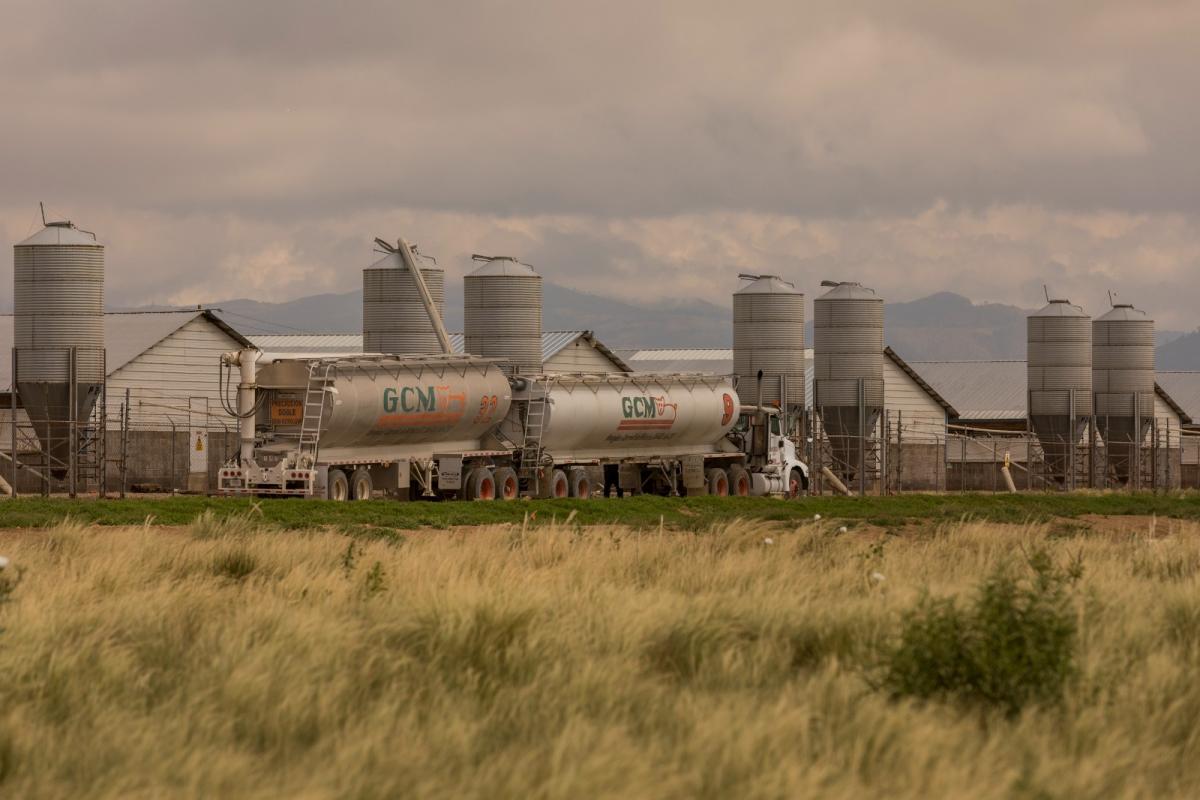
[{"left": 879, "top": 549, "right": 1079, "bottom": 715}]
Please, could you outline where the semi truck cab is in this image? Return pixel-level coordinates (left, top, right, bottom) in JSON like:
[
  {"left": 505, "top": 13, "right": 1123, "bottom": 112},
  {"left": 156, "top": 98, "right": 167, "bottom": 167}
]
[{"left": 731, "top": 405, "right": 808, "bottom": 497}]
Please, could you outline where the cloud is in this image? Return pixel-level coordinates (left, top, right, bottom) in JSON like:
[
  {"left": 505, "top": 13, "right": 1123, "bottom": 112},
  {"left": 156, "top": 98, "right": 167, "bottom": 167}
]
[{"left": 0, "top": 1, "right": 1198, "bottom": 327}]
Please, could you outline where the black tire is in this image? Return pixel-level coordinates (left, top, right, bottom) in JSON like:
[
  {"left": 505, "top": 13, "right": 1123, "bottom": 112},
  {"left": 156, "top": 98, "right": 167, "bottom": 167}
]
[
  {"left": 727, "top": 464, "right": 751, "bottom": 497},
  {"left": 493, "top": 467, "right": 519, "bottom": 500},
  {"left": 327, "top": 469, "right": 350, "bottom": 501},
  {"left": 351, "top": 468, "right": 373, "bottom": 501},
  {"left": 568, "top": 467, "right": 591, "bottom": 499},
  {"left": 707, "top": 467, "right": 729, "bottom": 497},
  {"left": 788, "top": 468, "right": 805, "bottom": 498},
  {"left": 465, "top": 467, "right": 496, "bottom": 501},
  {"left": 549, "top": 468, "right": 569, "bottom": 498}
]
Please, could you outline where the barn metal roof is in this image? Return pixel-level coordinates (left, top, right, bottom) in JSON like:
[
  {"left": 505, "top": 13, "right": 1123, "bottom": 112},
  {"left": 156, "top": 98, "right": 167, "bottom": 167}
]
[
  {"left": 910, "top": 359, "right": 1192, "bottom": 425},
  {"left": 884, "top": 348, "right": 959, "bottom": 417},
  {"left": 249, "top": 330, "right": 631, "bottom": 371},
  {"left": 0, "top": 310, "right": 252, "bottom": 392},
  {"left": 907, "top": 360, "right": 1028, "bottom": 421},
  {"left": 1155, "top": 373, "right": 1200, "bottom": 426}
]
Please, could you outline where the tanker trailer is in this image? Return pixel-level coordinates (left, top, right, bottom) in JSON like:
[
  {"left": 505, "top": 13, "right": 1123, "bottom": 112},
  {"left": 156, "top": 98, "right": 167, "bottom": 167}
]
[
  {"left": 217, "top": 351, "right": 809, "bottom": 501},
  {"left": 217, "top": 350, "right": 518, "bottom": 500},
  {"left": 504, "top": 373, "right": 809, "bottom": 498}
]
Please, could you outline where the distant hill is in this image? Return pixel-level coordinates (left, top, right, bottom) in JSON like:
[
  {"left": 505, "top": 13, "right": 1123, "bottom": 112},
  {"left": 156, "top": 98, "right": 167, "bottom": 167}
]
[
  {"left": 128, "top": 281, "right": 732, "bottom": 347},
  {"left": 109, "top": 285, "right": 1194, "bottom": 364},
  {"left": 882, "top": 291, "right": 1030, "bottom": 360},
  {"left": 1157, "top": 330, "right": 1200, "bottom": 370}
]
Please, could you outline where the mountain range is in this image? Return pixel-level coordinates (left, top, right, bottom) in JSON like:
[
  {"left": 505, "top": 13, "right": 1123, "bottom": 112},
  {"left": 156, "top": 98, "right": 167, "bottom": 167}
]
[{"left": 101, "top": 283, "right": 1197, "bottom": 368}]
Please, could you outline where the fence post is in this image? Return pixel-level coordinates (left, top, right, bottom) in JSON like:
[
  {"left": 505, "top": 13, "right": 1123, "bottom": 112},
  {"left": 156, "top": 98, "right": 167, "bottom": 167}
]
[
  {"left": 98, "top": 350, "right": 107, "bottom": 498},
  {"left": 68, "top": 346, "right": 77, "bottom": 499},
  {"left": 857, "top": 378, "right": 866, "bottom": 497},
  {"left": 120, "top": 388, "right": 130, "bottom": 499},
  {"left": 9, "top": 348, "right": 17, "bottom": 497},
  {"left": 960, "top": 436, "right": 966, "bottom": 493}
]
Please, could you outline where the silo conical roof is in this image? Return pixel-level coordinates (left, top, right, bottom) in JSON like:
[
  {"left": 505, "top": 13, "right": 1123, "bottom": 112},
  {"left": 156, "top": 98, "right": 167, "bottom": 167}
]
[{"left": 17, "top": 223, "right": 101, "bottom": 247}]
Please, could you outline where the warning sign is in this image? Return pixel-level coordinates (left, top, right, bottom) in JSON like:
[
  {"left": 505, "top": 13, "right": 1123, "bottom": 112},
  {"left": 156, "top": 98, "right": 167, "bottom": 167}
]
[
  {"left": 271, "top": 399, "right": 305, "bottom": 425},
  {"left": 190, "top": 430, "right": 209, "bottom": 473}
]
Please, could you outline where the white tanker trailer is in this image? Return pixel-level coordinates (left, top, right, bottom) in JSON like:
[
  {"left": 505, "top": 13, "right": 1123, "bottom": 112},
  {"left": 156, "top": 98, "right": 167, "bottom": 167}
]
[{"left": 217, "top": 348, "right": 808, "bottom": 501}]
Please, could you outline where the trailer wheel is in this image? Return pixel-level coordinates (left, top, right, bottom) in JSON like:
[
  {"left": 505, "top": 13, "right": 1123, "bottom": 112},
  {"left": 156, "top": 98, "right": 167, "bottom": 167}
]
[
  {"left": 327, "top": 469, "right": 350, "bottom": 501},
  {"left": 549, "top": 468, "right": 569, "bottom": 498},
  {"left": 727, "top": 465, "right": 751, "bottom": 497},
  {"left": 351, "top": 468, "right": 373, "bottom": 500},
  {"left": 788, "top": 468, "right": 805, "bottom": 498},
  {"left": 706, "top": 467, "right": 729, "bottom": 497},
  {"left": 493, "top": 467, "right": 519, "bottom": 500},
  {"left": 567, "top": 467, "right": 591, "bottom": 499},
  {"left": 465, "top": 468, "right": 496, "bottom": 501}
]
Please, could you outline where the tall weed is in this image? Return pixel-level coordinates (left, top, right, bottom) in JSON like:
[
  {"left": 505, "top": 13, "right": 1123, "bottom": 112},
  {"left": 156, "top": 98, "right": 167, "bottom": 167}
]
[{"left": 879, "top": 548, "right": 1080, "bottom": 715}]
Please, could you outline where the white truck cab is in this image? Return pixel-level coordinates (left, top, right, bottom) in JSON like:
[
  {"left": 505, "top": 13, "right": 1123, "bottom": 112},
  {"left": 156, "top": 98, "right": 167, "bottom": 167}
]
[{"left": 730, "top": 406, "right": 809, "bottom": 497}]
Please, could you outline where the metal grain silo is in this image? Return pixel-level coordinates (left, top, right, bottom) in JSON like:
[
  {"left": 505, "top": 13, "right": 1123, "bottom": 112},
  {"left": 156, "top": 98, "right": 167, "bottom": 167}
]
[
  {"left": 362, "top": 244, "right": 445, "bottom": 355},
  {"left": 463, "top": 255, "right": 542, "bottom": 375},
  {"left": 13, "top": 219, "right": 105, "bottom": 478},
  {"left": 813, "top": 281, "right": 884, "bottom": 481},
  {"left": 1027, "top": 297, "right": 1092, "bottom": 483},
  {"left": 1093, "top": 302, "right": 1155, "bottom": 484},
  {"left": 732, "top": 274, "right": 804, "bottom": 415}
]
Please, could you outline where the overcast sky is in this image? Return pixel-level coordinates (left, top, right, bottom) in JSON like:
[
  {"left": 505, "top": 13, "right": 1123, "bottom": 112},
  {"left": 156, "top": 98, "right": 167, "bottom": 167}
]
[{"left": 2, "top": 1, "right": 1199, "bottom": 328}]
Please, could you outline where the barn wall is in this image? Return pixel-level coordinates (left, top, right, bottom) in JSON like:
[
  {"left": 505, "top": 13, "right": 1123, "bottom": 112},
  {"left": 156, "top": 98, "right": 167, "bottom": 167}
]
[
  {"left": 105, "top": 316, "right": 243, "bottom": 433},
  {"left": 884, "top": 359, "right": 945, "bottom": 443},
  {"left": 544, "top": 340, "right": 624, "bottom": 374}
]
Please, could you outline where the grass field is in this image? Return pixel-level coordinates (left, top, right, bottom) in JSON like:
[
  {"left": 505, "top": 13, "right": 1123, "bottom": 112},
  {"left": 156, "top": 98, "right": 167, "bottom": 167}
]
[
  {"left": 2, "top": 490, "right": 1200, "bottom": 531},
  {"left": 1, "top": 508, "right": 1200, "bottom": 797}
]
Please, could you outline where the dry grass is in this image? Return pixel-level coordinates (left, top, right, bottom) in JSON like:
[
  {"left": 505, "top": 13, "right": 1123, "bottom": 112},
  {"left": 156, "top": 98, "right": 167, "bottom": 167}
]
[{"left": 0, "top": 514, "right": 1199, "bottom": 798}]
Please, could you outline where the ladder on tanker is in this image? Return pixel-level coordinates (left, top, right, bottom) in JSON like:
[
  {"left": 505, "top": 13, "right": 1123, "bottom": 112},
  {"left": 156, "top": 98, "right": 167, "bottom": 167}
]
[
  {"left": 518, "top": 378, "right": 552, "bottom": 483},
  {"left": 299, "top": 363, "right": 334, "bottom": 464}
]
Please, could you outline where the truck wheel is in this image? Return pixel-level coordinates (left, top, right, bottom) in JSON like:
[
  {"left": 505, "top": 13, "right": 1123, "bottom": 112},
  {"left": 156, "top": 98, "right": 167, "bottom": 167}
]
[
  {"left": 327, "top": 469, "right": 350, "bottom": 501},
  {"left": 707, "top": 467, "right": 729, "bottom": 497},
  {"left": 568, "top": 467, "right": 591, "bottom": 499},
  {"left": 549, "top": 469, "right": 569, "bottom": 498},
  {"left": 493, "top": 467, "right": 519, "bottom": 500},
  {"left": 788, "top": 468, "right": 805, "bottom": 498},
  {"left": 465, "top": 468, "right": 496, "bottom": 501},
  {"left": 351, "top": 468, "right": 373, "bottom": 500},
  {"left": 727, "top": 465, "right": 750, "bottom": 497}
]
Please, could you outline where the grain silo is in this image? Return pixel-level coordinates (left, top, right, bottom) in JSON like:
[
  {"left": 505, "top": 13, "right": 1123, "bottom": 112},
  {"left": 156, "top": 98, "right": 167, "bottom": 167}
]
[
  {"left": 1093, "top": 301, "right": 1155, "bottom": 484},
  {"left": 464, "top": 255, "right": 543, "bottom": 375},
  {"left": 732, "top": 274, "right": 804, "bottom": 419},
  {"left": 362, "top": 242, "right": 445, "bottom": 355},
  {"left": 1027, "top": 297, "right": 1092, "bottom": 484},
  {"left": 13, "top": 216, "right": 105, "bottom": 479},
  {"left": 813, "top": 281, "right": 884, "bottom": 483}
]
